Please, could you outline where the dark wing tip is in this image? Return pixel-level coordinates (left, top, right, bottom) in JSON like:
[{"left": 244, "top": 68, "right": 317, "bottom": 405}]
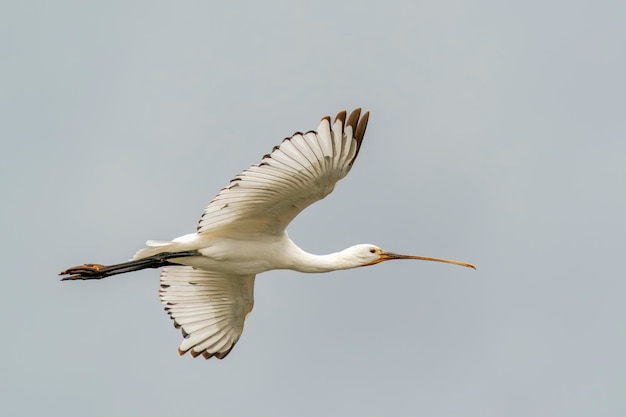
[
  {"left": 350, "top": 109, "right": 369, "bottom": 164},
  {"left": 355, "top": 110, "right": 369, "bottom": 143},
  {"left": 177, "top": 344, "right": 230, "bottom": 360},
  {"left": 215, "top": 344, "right": 236, "bottom": 359},
  {"left": 346, "top": 108, "right": 362, "bottom": 134},
  {"left": 323, "top": 107, "right": 370, "bottom": 165},
  {"left": 334, "top": 110, "right": 347, "bottom": 126}
]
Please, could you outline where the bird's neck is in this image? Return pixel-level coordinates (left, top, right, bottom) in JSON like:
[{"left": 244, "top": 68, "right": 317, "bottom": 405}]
[{"left": 287, "top": 245, "right": 360, "bottom": 273}]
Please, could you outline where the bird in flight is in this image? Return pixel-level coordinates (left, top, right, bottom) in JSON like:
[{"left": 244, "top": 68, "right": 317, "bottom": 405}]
[{"left": 61, "top": 108, "right": 475, "bottom": 360}]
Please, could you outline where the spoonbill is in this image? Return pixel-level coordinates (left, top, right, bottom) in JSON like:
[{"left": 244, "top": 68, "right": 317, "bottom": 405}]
[{"left": 61, "top": 108, "right": 475, "bottom": 360}]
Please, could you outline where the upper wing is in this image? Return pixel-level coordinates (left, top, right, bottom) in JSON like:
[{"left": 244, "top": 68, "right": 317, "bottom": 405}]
[
  {"left": 160, "top": 266, "right": 255, "bottom": 359},
  {"left": 197, "top": 108, "right": 370, "bottom": 238}
]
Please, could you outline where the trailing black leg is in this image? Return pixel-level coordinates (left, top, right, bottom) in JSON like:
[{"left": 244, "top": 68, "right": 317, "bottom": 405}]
[{"left": 59, "top": 250, "right": 200, "bottom": 281}]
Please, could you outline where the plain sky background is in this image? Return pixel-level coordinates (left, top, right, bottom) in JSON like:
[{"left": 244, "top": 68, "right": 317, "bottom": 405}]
[{"left": 2, "top": 1, "right": 625, "bottom": 416}]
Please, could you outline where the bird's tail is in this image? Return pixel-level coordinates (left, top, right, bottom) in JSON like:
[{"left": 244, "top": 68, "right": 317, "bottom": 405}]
[
  {"left": 131, "top": 241, "right": 174, "bottom": 260},
  {"left": 132, "top": 233, "right": 200, "bottom": 260}
]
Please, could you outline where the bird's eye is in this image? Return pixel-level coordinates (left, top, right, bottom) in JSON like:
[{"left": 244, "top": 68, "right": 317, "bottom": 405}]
[{"left": 369, "top": 249, "right": 376, "bottom": 254}]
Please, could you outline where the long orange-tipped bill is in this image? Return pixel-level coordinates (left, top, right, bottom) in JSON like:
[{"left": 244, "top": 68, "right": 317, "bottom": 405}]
[{"left": 380, "top": 251, "right": 476, "bottom": 269}]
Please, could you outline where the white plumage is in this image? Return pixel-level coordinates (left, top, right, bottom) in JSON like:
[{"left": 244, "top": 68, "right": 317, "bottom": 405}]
[{"left": 61, "top": 108, "right": 475, "bottom": 360}]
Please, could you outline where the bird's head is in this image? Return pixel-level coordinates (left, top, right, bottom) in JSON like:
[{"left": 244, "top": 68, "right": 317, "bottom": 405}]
[{"left": 348, "top": 244, "right": 476, "bottom": 270}]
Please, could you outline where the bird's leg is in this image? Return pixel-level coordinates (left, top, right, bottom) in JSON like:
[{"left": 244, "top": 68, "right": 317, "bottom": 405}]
[{"left": 59, "top": 250, "right": 200, "bottom": 281}]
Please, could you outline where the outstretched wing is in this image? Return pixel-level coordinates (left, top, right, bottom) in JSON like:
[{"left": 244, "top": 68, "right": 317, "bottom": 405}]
[
  {"left": 197, "top": 108, "right": 370, "bottom": 238},
  {"left": 160, "top": 266, "right": 255, "bottom": 360}
]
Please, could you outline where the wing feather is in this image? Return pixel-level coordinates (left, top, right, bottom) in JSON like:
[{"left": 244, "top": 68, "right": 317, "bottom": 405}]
[
  {"left": 160, "top": 266, "right": 255, "bottom": 360},
  {"left": 197, "top": 108, "right": 370, "bottom": 237}
]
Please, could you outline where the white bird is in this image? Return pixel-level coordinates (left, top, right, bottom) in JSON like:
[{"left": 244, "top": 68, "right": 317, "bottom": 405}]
[{"left": 61, "top": 108, "right": 475, "bottom": 360}]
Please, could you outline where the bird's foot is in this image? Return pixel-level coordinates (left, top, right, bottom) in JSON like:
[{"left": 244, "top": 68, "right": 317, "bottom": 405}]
[{"left": 59, "top": 264, "right": 107, "bottom": 281}]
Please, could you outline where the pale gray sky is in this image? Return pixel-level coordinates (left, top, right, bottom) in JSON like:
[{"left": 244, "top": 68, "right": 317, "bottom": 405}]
[{"left": 2, "top": 1, "right": 626, "bottom": 416}]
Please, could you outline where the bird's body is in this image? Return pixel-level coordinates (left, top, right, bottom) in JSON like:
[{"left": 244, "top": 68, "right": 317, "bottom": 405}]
[
  {"left": 143, "top": 232, "right": 294, "bottom": 275},
  {"left": 61, "top": 108, "right": 475, "bottom": 360},
  {"left": 140, "top": 232, "right": 380, "bottom": 275}
]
